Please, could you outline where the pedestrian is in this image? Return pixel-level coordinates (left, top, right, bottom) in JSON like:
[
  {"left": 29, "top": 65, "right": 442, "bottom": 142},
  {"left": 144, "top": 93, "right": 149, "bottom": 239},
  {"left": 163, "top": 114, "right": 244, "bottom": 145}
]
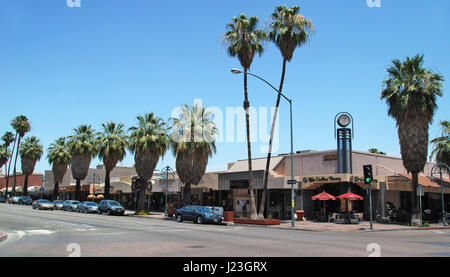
[{"left": 242, "top": 202, "right": 247, "bottom": 218}]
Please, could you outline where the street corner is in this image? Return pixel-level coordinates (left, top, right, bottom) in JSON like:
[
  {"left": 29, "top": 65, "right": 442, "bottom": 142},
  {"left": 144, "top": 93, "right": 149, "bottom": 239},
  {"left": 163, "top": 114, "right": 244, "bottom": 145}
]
[{"left": 0, "top": 230, "right": 8, "bottom": 243}]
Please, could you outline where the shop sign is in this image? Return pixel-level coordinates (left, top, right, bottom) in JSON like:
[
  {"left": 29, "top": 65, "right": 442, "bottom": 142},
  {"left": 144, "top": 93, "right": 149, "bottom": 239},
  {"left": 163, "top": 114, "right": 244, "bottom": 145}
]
[
  {"left": 323, "top": 154, "right": 338, "bottom": 161},
  {"left": 302, "top": 176, "right": 342, "bottom": 183}
]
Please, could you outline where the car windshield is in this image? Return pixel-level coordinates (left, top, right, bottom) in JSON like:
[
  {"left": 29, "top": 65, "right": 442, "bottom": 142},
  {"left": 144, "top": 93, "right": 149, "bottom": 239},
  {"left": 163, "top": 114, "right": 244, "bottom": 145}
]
[
  {"left": 109, "top": 201, "right": 120, "bottom": 206},
  {"left": 85, "top": 202, "right": 97, "bottom": 206},
  {"left": 72, "top": 201, "right": 80, "bottom": 204},
  {"left": 53, "top": 201, "right": 63, "bottom": 204},
  {"left": 39, "top": 200, "right": 51, "bottom": 203}
]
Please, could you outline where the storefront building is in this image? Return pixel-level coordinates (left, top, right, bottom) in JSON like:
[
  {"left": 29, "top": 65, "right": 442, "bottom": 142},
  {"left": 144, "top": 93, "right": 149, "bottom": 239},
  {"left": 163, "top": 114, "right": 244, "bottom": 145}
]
[{"left": 218, "top": 150, "right": 450, "bottom": 221}]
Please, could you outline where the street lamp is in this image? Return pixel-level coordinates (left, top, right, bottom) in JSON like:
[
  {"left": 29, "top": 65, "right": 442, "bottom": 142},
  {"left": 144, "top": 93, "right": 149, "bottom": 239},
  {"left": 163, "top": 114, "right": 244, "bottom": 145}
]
[
  {"left": 231, "top": 68, "right": 297, "bottom": 227},
  {"left": 161, "top": 166, "right": 174, "bottom": 217},
  {"left": 431, "top": 162, "right": 449, "bottom": 226}
]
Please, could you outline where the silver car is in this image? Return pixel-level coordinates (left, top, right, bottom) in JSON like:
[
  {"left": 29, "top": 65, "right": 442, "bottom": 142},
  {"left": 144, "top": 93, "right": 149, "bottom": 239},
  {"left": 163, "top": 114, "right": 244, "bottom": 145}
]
[
  {"left": 53, "top": 200, "right": 65, "bottom": 210},
  {"left": 77, "top": 201, "right": 98, "bottom": 213},
  {"left": 32, "top": 199, "right": 54, "bottom": 210}
]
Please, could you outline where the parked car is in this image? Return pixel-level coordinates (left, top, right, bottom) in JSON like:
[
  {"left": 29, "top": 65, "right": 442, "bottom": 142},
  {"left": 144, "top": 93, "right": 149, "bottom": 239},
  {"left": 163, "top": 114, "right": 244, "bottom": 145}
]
[
  {"left": 8, "top": 196, "right": 21, "bottom": 204},
  {"left": 53, "top": 200, "right": 65, "bottom": 210},
  {"left": 63, "top": 200, "right": 80, "bottom": 212},
  {"left": 77, "top": 201, "right": 98, "bottom": 213},
  {"left": 176, "top": 205, "right": 224, "bottom": 224},
  {"left": 98, "top": 200, "right": 125, "bottom": 215},
  {"left": 32, "top": 199, "right": 54, "bottom": 210},
  {"left": 18, "top": 196, "right": 33, "bottom": 205}
]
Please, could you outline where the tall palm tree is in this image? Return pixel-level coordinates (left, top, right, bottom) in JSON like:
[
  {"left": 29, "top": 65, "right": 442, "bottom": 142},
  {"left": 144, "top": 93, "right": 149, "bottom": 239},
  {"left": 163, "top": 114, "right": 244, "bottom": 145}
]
[
  {"left": 430, "top": 120, "right": 450, "bottom": 166},
  {"left": 170, "top": 104, "right": 217, "bottom": 205},
  {"left": 224, "top": 13, "right": 267, "bottom": 219},
  {"left": 10, "top": 115, "right": 31, "bottom": 196},
  {"left": 1, "top": 132, "right": 14, "bottom": 198},
  {"left": 19, "top": 136, "right": 43, "bottom": 196},
  {"left": 47, "top": 137, "right": 71, "bottom": 200},
  {"left": 260, "top": 5, "right": 314, "bottom": 218},
  {"left": 67, "top": 125, "right": 98, "bottom": 201},
  {"left": 128, "top": 113, "right": 169, "bottom": 212},
  {"left": 381, "top": 54, "right": 444, "bottom": 225},
  {"left": 98, "top": 122, "right": 128, "bottom": 199},
  {"left": 0, "top": 147, "right": 11, "bottom": 176}
]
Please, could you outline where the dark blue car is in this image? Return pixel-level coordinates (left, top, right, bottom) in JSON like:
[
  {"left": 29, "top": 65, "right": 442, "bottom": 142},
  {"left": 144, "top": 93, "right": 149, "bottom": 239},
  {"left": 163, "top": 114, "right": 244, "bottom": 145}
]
[
  {"left": 18, "top": 196, "right": 33, "bottom": 205},
  {"left": 176, "top": 205, "right": 224, "bottom": 224}
]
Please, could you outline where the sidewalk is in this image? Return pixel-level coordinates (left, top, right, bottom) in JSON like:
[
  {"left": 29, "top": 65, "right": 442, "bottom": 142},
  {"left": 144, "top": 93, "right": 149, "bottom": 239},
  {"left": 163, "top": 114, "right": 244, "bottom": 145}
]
[
  {"left": 128, "top": 211, "right": 450, "bottom": 232},
  {"left": 227, "top": 220, "right": 450, "bottom": 232}
]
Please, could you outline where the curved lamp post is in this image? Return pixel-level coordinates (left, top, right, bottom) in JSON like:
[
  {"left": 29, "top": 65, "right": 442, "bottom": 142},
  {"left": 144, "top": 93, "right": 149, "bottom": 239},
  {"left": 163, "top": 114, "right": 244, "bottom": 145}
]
[
  {"left": 430, "top": 162, "right": 449, "bottom": 226},
  {"left": 231, "top": 68, "right": 296, "bottom": 227},
  {"left": 161, "top": 166, "right": 174, "bottom": 216}
]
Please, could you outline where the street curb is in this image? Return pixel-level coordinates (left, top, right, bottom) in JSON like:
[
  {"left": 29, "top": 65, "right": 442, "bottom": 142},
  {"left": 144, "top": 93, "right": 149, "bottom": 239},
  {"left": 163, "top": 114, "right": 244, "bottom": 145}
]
[
  {"left": 225, "top": 222, "right": 450, "bottom": 233},
  {"left": 0, "top": 231, "right": 8, "bottom": 243}
]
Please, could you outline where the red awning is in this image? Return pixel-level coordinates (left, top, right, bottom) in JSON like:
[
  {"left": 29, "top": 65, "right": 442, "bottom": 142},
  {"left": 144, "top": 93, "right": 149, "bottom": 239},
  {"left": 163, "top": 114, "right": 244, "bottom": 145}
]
[
  {"left": 336, "top": 192, "right": 364, "bottom": 200},
  {"left": 311, "top": 191, "right": 336, "bottom": 201}
]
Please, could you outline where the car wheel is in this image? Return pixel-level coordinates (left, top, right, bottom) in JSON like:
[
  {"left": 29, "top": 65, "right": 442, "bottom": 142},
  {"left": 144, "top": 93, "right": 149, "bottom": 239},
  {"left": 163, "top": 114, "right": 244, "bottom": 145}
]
[
  {"left": 107, "top": 209, "right": 111, "bottom": 215},
  {"left": 176, "top": 214, "right": 183, "bottom": 222},
  {"left": 196, "top": 216, "right": 204, "bottom": 224},
  {"left": 84, "top": 209, "right": 88, "bottom": 214}
]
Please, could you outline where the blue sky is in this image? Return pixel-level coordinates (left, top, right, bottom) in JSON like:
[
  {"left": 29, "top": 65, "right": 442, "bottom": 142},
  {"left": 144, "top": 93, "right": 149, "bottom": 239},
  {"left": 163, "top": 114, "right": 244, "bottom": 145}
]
[{"left": 0, "top": 0, "right": 449, "bottom": 176}]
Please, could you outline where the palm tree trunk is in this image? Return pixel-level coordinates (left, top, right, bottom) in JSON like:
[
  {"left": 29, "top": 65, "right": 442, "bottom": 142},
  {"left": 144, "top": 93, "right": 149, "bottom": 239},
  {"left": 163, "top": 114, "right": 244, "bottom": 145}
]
[
  {"left": 410, "top": 172, "right": 421, "bottom": 225},
  {"left": 75, "top": 179, "right": 81, "bottom": 201},
  {"left": 259, "top": 58, "right": 287, "bottom": 218},
  {"left": 137, "top": 179, "right": 147, "bottom": 212},
  {"left": 183, "top": 183, "right": 191, "bottom": 205},
  {"left": 12, "top": 136, "right": 22, "bottom": 196},
  {"left": 104, "top": 169, "right": 111, "bottom": 199},
  {"left": 23, "top": 175, "right": 29, "bottom": 196},
  {"left": 53, "top": 181, "right": 59, "bottom": 201},
  {"left": 5, "top": 133, "right": 18, "bottom": 199},
  {"left": 244, "top": 70, "right": 257, "bottom": 219}
]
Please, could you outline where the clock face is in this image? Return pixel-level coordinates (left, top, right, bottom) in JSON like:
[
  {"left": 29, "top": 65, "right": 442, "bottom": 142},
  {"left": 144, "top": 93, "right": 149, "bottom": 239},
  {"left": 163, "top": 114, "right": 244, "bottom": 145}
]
[{"left": 337, "top": 114, "right": 351, "bottom": 127}]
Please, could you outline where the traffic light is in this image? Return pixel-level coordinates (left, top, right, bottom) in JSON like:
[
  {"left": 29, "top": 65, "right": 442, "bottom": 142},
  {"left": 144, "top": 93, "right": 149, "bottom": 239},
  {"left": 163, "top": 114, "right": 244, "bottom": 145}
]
[{"left": 363, "top": 165, "right": 373, "bottom": 184}]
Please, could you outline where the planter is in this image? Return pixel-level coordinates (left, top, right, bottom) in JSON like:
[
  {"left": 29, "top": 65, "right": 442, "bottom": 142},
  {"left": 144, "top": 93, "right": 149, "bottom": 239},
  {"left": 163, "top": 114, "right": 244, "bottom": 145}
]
[
  {"left": 223, "top": 211, "right": 234, "bottom": 222},
  {"left": 233, "top": 218, "right": 281, "bottom": 225},
  {"left": 295, "top": 210, "right": 304, "bottom": 221}
]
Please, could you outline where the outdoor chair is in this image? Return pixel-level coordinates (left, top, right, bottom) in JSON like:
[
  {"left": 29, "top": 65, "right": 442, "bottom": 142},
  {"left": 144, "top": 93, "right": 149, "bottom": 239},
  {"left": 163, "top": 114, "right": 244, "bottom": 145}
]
[{"left": 328, "top": 213, "right": 337, "bottom": 223}]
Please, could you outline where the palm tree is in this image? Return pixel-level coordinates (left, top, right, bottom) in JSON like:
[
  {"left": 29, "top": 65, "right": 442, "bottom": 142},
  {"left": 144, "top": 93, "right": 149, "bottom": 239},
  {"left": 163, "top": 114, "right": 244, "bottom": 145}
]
[
  {"left": 224, "top": 13, "right": 267, "bottom": 219},
  {"left": 170, "top": 104, "right": 217, "bottom": 205},
  {"left": 260, "top": 5, "right": 314, "bottom": 218},
  {"left": 47, "top": 137, "right": 71, "bottom": 200},
  {"left": 19, "top": 136, "right": 43, "bottom": 196},
  {"left": 381, "top": 54, "right": 444, "bottom": 225},
  {"left": 0, "top": 147, "right": 11, "bottom": 176},
  {"left": 1, "top": 132, "right": 14, "bottom": 198},
  {"left": 10, "top": 115, "right": 31, "bottom": 196},
  {"left": 128, "top": 113, "right": 169, "bottom": 212},
  {"left": 368, "top": 148, "right": 387, "bottom": 155},
  {"left": 98, "top": 122, "right": 128, "bottom": 200},
  {"left": 67, "top": 125, "right": 98, "bottom": 201},
  {"left": 430, "top": 120, "right": 450, "bottom": 165}
]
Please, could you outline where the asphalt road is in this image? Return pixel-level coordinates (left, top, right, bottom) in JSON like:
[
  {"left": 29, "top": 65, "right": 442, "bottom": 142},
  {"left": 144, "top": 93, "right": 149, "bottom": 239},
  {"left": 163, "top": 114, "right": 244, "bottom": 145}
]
[{"left": 1, "top": 203, "right": 450, "bottom": 257}]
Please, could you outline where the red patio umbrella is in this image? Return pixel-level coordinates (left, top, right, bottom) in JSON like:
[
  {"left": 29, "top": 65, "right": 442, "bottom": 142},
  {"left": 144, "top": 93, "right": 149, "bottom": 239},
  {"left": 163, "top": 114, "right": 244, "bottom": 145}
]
[
  {"left": 311, "top": 191, "right": 336, "bottom": 221},
  {"left": 336, "top": 192, "right": 363, "bottom": 201},
  {"left": 336, "top": 192, "right": 363, "bottom": 223},
  {"left": 311, "top": 191, "right": 336, "bottom": 201}
]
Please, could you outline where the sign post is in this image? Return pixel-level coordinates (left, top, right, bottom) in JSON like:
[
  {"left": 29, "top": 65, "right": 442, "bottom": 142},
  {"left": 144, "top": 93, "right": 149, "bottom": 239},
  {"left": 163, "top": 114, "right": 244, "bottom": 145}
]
[{"left": 417, "top": 185, "right": 424, "bottom": 225}]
